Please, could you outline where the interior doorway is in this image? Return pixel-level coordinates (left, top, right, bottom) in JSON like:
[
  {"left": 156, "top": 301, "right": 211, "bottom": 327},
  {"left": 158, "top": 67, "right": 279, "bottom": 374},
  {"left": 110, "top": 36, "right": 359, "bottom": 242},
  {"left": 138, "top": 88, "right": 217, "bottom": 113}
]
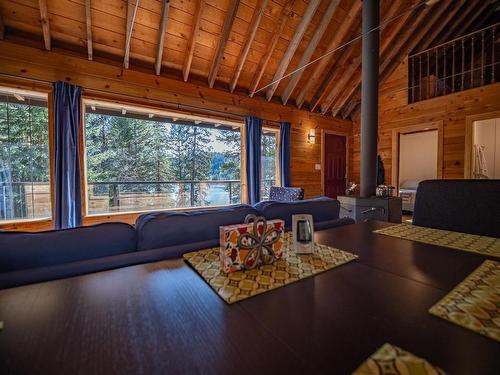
[
  {"left": 391, "top": 121, "right": 443, "bottom": 214},
  {"left": 321, "top": 131, "right": 347, "bottom": 198},
  {"left": 465, "top": 115, "right": 500, "bottom": 179}
]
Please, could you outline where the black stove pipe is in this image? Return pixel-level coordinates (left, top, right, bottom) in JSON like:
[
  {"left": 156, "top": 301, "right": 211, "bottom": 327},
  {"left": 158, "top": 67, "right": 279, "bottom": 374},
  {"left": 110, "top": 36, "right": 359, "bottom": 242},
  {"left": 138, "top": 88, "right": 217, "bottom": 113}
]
[{"left": 360, "top": 0, "right": 380, "bottom": 198}]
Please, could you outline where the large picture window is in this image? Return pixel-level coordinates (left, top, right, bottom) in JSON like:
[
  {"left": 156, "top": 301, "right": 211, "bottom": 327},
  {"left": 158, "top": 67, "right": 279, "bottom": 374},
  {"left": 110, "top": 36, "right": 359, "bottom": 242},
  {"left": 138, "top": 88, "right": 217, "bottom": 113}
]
[
  {"left": 261, "top": 129, "right": 278, "bottom": 199},
  {"left": 83, "top": 101, "right": 242, "bottom": 215},
  {"left": 0, "top": 88, "right": 51, "bottom": 223}
]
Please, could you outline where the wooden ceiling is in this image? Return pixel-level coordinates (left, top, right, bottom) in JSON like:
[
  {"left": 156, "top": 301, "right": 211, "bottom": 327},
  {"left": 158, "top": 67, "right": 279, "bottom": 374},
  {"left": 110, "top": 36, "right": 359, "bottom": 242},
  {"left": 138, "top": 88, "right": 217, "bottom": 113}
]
[{"left": 0, "top": 0, "right": 498, "bottom": 120}]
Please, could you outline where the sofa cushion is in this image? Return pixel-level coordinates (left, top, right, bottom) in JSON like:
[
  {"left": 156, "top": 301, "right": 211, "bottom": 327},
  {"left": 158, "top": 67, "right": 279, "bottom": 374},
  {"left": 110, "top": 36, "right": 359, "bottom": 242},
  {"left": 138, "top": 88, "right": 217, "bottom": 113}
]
[
  {"left": 135, "top": 204, "right": 259, "bottom": 251},
  {"left": 254, "top": 197, "right": 341, "bottom": 230},
  {"left": 413, "top": 179, "right": 500, "bottom": 237},
  {"left": 0, "top": 222, "right": 137, "bottom": 273},
  {"left": 0, "top": 239, "right": 219, "bottom": 289}
]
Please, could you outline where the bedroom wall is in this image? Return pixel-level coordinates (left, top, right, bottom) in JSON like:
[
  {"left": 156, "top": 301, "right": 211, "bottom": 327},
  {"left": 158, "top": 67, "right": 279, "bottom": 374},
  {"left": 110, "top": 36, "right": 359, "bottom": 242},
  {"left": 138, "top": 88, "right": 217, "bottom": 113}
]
[
  {"left": 473, "top": 118, "right": 500, "bottom": 178},
  {"left": 352, "top": 58, "right": 500, "bottom": 185}
]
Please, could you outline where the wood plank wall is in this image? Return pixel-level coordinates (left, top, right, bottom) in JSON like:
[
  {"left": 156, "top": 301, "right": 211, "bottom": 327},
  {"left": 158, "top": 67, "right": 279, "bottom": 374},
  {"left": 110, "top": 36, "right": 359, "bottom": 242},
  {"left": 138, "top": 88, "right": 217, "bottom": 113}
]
[
  {"left": 0, "top": 41, "right": 352, "bottom": 231},
  {"left": 352, "top": 58, "right": 500, "bottom": 185}
]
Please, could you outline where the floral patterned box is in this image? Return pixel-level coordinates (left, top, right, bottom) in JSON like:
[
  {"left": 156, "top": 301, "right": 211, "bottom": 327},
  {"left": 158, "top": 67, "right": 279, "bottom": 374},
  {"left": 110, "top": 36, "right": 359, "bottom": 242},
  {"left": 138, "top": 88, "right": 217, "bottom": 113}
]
[{"left": 219, "top": 219, "right": 285, "bottom": 274}]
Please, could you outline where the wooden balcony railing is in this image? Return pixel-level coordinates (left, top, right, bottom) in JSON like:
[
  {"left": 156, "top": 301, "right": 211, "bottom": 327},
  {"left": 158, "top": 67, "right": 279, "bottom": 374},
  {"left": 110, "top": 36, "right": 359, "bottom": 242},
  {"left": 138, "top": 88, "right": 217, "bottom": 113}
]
[{"left": 408, "top": 23, "right": 499, "bottom": 104}]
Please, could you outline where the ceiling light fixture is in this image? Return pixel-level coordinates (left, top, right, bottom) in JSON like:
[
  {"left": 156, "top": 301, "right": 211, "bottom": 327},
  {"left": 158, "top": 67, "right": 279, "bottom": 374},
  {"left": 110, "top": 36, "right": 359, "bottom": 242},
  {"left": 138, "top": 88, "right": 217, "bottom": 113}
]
[
  {"left": 91, "top": 105, "right": 96, "bottom": 111},
  {"left": 148, "top": 113, "right": 154, "bottom": 118},
  {"left": 14, "top": 94, "right": 25, "bottom": 101},
  {"left": 121, "top": 109, "right": 127, "bottom": 115}
]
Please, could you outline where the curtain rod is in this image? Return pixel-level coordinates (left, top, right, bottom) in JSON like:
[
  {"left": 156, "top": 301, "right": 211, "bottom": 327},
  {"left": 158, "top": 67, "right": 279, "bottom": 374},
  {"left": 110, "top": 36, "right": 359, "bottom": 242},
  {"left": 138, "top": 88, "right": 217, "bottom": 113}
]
[{"left": 0, "top": 73, "right": 283, "bottom": 126}]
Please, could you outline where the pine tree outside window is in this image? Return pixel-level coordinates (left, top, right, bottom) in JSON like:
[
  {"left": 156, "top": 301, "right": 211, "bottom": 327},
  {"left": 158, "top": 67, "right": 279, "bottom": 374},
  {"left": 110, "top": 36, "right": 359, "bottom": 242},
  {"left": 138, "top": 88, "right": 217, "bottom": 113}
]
[
  {"left": 83, "top": 100, "right": 242, "bottom": 215},
  {"left": 0, "top": 87, "right": 51, "bottom": 223}
]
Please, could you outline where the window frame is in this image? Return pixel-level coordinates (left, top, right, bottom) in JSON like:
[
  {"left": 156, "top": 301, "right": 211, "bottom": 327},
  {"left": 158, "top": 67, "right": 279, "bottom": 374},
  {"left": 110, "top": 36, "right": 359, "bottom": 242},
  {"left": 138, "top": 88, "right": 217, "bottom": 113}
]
[
  {"left": 261, "top": 126, "right": 281, "bottom": 198},
  {"left": 0, "top": 84, "right": 55, "bottom": 230},
  {"left": 80, "top": 97, "right": 245, "bottom": 219}
]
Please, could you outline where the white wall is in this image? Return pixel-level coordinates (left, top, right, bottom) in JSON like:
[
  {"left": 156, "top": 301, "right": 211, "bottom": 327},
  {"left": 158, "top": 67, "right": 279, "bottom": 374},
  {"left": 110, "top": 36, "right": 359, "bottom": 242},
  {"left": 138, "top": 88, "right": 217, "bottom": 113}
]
[
  {"left": 473, "top": 118, "right": 500, "bottom": 178},
  {"left": 399, "top": 130, "right": 438, "bottom": 187}
]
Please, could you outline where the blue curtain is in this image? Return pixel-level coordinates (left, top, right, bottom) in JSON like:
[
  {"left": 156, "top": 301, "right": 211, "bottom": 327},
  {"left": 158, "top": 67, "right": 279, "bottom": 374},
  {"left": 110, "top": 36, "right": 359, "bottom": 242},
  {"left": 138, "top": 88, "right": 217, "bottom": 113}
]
[
  {"left": 279, "top": 122, "right": 291, "bottom": 187},
  {"left": 53, "top": 81, "right": 83, "bottom": 229},
  {"left": 245, "top": 116, "right": 262, "bottom": 205}
]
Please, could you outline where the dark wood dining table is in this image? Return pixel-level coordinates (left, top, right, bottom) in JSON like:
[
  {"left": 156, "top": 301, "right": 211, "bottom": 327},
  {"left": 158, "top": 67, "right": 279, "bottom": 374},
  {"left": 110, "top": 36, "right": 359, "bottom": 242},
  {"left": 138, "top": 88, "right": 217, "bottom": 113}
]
[{"left": 0, "top": 221, "right": 499, "bottom": 375}]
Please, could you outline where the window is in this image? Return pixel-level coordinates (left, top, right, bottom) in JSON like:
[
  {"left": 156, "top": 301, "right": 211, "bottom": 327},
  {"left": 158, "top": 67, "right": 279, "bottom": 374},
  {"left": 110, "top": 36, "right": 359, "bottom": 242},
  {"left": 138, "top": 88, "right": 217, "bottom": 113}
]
[
  {"left": 261, "top": 129, "right": 279, "bottom": 199},
  {"left": 0, "top": 88, "right": 51, "bottom": 223},
  {"left": 83, "top": 101, "right": 242, "bottom": 215}
]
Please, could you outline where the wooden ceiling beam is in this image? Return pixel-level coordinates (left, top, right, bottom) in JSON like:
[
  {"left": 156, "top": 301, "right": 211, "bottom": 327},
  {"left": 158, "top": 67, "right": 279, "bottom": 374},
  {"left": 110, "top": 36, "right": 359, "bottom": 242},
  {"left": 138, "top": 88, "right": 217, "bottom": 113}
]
[
  {"left": 414, "top": 0, "right": 466, "bottom": 53},
  {"left": 434, "top": 0, "right": 480, "bottom": 46},
  {"left": 0, "top": 14, "right": 5, "bottom": 40},
  {"left": 38, "top": 0, "right": 51, "bottom": 50},
  {"left": 124, "top": 0, "right": 139, "bottom": 69},
  {"left": 155, "top": 0, "right": 170, "bottom": 75},
  {"left": 208, "top": 0, "right": 240, "bottom": 88},
  {"left": 322, "top": 0, "right": 403, "bottom": 116},
  {"left": 451, "top": 0, "right": 491, "bottom": 40},
  {"left": 183, "top": 0, "right": 203, "bottom": 82},
  {"left": 280, "top": 0, "right": 340, "bottom": 105},
  {"left": 249, "top": 0, "right": 293, "bottom": 97},
  {"left": 347, "top": 0, "right": 456, "bottom": 119},
  {"left": 85, "top": 0, "right": 93, "bottom": 60},
  {"left": 230, "top": 0, "right": 269, "bottom": 93},
  {"left": 265, "top": 0, "right": 321, "bottom": 101},
  {"left": 295, "top": 0, "right": 362, "bottom": 109},
  {"left": 325, "top": 0, "right": 413, "bottom": 117}
]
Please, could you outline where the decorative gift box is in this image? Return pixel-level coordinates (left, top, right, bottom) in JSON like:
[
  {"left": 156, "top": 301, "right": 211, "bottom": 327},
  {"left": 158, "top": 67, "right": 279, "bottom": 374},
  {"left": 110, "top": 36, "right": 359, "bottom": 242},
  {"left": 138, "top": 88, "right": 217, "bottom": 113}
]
[{"left": 219, "top": 217, "right": 284, "bottom": 274}]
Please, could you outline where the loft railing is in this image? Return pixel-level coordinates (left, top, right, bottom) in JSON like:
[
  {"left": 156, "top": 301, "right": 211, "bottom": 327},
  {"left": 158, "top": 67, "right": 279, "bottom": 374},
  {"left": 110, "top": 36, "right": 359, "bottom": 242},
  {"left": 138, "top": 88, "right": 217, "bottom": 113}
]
[{"left": 408, "top": 23, "right": 499, "bottom": 104}]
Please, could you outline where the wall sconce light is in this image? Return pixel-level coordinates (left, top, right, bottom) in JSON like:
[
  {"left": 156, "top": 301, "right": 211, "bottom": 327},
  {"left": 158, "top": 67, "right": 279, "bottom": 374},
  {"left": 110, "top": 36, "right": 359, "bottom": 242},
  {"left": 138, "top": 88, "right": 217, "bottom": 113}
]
[{"left": 308, "top": 128, "right": 316, "bottom": 144}]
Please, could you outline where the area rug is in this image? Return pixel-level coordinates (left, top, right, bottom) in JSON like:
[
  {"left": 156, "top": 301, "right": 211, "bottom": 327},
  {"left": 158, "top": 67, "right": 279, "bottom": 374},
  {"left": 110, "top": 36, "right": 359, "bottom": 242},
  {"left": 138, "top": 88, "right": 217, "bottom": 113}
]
[
  {"left": 352, "top": 343, "right": 446, "bottom": 375},
  {"left": 374, "top": 224, "right": 500, "bottom": 258},
  {"left": 183, "top": 233, "right": 358, "bottom": 304},
  {"left": 429, "top": 260, "right": 500, "bottom": 342}
]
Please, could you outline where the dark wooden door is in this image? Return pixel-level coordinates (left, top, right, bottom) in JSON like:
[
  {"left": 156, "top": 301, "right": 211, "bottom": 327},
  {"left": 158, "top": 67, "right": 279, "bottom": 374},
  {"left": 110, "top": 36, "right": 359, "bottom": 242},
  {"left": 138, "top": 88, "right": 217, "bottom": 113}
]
[{"left": 324, "top": 133, "right": 346, "bottom": 198}]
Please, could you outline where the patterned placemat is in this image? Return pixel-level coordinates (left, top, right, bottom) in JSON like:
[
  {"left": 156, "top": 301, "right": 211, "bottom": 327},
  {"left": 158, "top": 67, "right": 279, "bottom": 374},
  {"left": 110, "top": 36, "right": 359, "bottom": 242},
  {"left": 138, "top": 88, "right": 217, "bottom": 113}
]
[
  {"left": 429, "top": 260, "right": 500, "bottom": 342},
  {"left": 183, "top": 233, "right": 358, "bottom": 304},
  {"left": 352, "top": 343, "right": 446, "bottom": 375},
  {"left": 374, "top": 224, "right": 500, "bottom": 258}
]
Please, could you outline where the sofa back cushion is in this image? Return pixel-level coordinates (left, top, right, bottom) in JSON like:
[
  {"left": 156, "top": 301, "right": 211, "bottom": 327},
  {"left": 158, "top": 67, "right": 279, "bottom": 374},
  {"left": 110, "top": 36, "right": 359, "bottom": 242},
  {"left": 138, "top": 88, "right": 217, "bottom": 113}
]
[
  {"left": 0, "top": 222, "right": 137, "bottom": 273},
  {"left": 135, "top": 204, "right": 259, "bottom": 251},
  {"left": 413, "top": 179, "right": 500, "bottom": 237},
  {"left": 254, "top": 197, "right": 340, "bottom": 230}
]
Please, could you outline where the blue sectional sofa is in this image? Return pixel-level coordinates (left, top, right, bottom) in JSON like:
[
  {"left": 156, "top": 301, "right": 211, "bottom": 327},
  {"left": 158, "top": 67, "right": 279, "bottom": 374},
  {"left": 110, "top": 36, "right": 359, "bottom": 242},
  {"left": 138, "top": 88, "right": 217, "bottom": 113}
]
[{"left": 0, "top": 197, "right": 354, "bottom": 289}]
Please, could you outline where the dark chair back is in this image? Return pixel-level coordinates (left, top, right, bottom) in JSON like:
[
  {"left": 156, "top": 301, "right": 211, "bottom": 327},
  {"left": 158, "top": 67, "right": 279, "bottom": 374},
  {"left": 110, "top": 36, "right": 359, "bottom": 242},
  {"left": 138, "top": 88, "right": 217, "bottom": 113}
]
[
  {"left": 413, "top": 179, "right": 500, "bottom": 237},
  {"left": 269, "top": 186, "right": 304, "bottom": 201},
  {"left": 0, "top": 222, "right": 137, "bottom": 273}
]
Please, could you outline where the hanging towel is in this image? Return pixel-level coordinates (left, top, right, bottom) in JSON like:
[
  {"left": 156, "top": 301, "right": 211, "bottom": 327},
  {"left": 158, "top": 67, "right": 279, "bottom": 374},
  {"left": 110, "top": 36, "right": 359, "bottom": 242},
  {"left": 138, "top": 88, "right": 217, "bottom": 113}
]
[{"left": 473, "top": 144, "right": 489, "bottom": 179}]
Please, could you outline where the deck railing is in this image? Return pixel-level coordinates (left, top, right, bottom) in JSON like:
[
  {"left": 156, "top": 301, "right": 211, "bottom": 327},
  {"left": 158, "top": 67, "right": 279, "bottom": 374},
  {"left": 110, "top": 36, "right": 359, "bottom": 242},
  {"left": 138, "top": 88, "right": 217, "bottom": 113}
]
[
  {"left": 0, "top": 179, "right": 276, "bottom": 219},
  {"left": 408, "top": 23, "right": 499, "bottom": 104}
]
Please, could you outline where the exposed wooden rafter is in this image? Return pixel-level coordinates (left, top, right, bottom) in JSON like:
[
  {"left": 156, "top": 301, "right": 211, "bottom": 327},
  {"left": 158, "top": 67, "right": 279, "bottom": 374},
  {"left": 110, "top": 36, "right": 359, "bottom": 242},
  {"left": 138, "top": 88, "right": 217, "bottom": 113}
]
[
  {"left": 347, "top": 0, "right": 455, "bottom": 119},
  {"left": 329, "top": 0, "right": 413, "bottom": 117},
  {"left": 230, "top": 0, "right": 268, "bottom": 93},
  {"left": 249, "top": 0, "right": 293, "bottom": 97},
  {"left": 208, "top": 0, "right": 240, "bottom": 88},
  {"left": 295, "top": 0, "right": 362, "bottom": 109},
  {"left": 265, "top": 0, "right": 321, "bottom": 101},
  {"left": 38, "top": 0, "right": 51, "bottom": 50},
  {"left": 280, "top": 0, "right": 340, "bottom": 105},
  {"left": 155, "top": 0, "right": 170, "bottom": 76},
  {"left": 183, "top": 0, "right": 203, "bottom": 82},
  {"left": 434, "top": 0, "right": 480, "bottom": 46},
  {"left": 124, "top": 0, "right": 139, "bottom": 69},
  {"left": 85, "top": 0, "right": 93, "bottom": 60},
  {"left": 451, "top": 0, "right": 491, "bottom": 40},
  {"left": 0, "top": 14, "right": 5, "bottom": 40}
]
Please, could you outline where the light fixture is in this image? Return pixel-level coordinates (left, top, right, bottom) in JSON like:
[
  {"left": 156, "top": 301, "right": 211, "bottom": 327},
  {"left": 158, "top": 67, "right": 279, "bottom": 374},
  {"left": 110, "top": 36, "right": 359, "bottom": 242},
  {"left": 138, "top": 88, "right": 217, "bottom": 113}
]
[
  {"left": 214, "top": 123, "right": 221, "bottom": 127},
  {"left": 148, "top": 113, "right": 154, "bottom": 118},
  {"left": 194, "top": 120, "right": 202, "bottom": 124},
  {"left": 121, "top": 109, "right": 127, "bottom": 115},
  {"left": 91, "top": 105, "right": 96, "bottom": 111},
  {"left": 232, "top": 125, "right": 239, "bottom": 130},
  {"left": 14, "top": 94, "right": 25, "bottom": 101},
  {"left": 308, "top": 128, "right": 316, "bottom": 144},
  {"left": 172, "top": 117, "right": 178, "bottom": 122}
]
